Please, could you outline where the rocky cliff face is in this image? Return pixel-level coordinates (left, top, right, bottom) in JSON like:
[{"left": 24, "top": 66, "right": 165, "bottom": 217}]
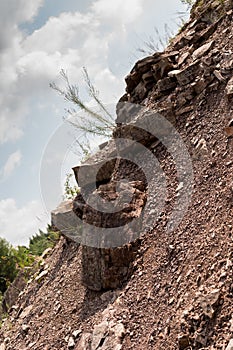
[{"left": 1, "top": 0, "right": 233, "bottom": 349}]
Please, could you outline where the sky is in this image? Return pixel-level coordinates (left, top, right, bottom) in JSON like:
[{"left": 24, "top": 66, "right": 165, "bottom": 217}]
[{"left": 0, "top": 0, "right": 189, "bottom": 246}]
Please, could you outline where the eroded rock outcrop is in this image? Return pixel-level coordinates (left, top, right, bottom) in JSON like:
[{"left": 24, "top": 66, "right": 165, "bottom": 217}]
[{"left": 1, "top": 1, "right": 233, "bottom": 349}]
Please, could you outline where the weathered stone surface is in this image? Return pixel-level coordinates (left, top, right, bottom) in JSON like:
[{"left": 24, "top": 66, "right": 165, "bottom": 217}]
[
  {"left": 142, "top": 71, "right": 154, "bottom": 85},
  {"left": 68, "top": 336, "right": 75, "bottom": 348},
  {"left": 173, "top": 61, "right": 201, "bottom": 85},
  {"left": 114, "top": 108, "right": 175, "bottom": 145},
  {"left": 72, "top": 140, "right": 117, "bottom": 188},
  {"left": 81, "top": 242, "right": 140, "bottom": 291},
  {"left": 35, "top": 269, "right": 49, "bottom": 283},
  {"left": 178, "top": 52, "right": 189, "bottom": 65},
  {"left": 224, "top": 118, "right": 233, "bottom": 137},
  {"left": 213, "top": 69, "right": 225, "bottom": 81},
  {"left": 91, "top": 321, "right": 108, "bottom": 350},
  {"left": 199, "top": 289, "right": 220, "bottom": 318},
  {"left": 75, "top": 180, "right": 146, "bottom": 290},
  {"left": 100, "top": 324, "right": 124, "bottom": 350},
  {"left": 134, "top": 53, "right": 161, "bottom": 73},
  {"left": 226, "top": 339, "right": 233, "bottom": 350},
  {"left": 76, "top": 319, "right": 125, "bottom": 350},
  {"left": 71, "top": 168, "right": 146, "bottom": 290},
  {"left": 192, "top": 40, "right": 214, "bottom": 60},
  {"left": 115, "top": 102, "right": 141, "bottom": 124},
  {"left": 19, "top": 305, "right": 33, "bottom": 319},
  {"left": 226, "top": 76, "right": 233, "bottom": 95},
  {"left": 76, "top": 333, "right": 92, "bottom": 350},
  {"left": 152, "top": 57, "right": 173, "bottom": 81},
  {"left": 125, "top": 54, "right": 161, "bottom": 95},
  {"left": 125, "top": 71, "right": 141, "bottom": 93},
  {"left": 157, "top": 77, "right": 176, "bottom": 92},
  {"left": 123, "top": 53, "right": 176, "bottom": 103},
  {"left": 178, "top": 334, "right": 190, "bottom": 349},
  {"left": 168, "top": 69, "right": 182, "bottom": 78},
  {"left": 51, "top": 200, "right": 81, "bottom": 241},
  {"left": 131, "top": 81, "right": 148, "bottom": 101},
  {"left": 191, "top": 78, "right": 208, "bottom": 94}
]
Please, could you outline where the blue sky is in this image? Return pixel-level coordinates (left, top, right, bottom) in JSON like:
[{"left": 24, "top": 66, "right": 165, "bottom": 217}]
[{"left": 0, "top": 0, "right": 189, "bottom": 246}]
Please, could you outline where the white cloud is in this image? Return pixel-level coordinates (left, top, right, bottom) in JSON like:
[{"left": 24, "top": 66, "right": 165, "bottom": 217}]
[
  {"left": 0, "top": 0, "right": 44, "bottom": 51},
  {"left": 1, "top": 150, "right": 22, "bottom": 181},
  {"left": 0, "top": 0, "right": 44, "bottom": 144},
  {"left": 0, "top": 198, "right": 48, "bottom": 246},
  {"left": 91, "top": 0, "right": 143, "bottom": 24},
  {"left": 0, "top": 3, "right": 127, "bottom": 144},
  {"left": 0, "top": 0, "right": 188, "bottom": 144}
]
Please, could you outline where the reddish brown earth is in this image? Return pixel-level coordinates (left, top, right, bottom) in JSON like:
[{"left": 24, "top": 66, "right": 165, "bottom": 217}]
[{"left": 0, "top": 0, "right": 233, "bottom": 349}]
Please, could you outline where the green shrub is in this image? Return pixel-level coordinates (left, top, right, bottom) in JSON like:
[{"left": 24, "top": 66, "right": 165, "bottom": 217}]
[
  {"left": 29, "top": 226, "right": 60, "bottom": 256},
  {"left": 0, "top": 238, "right": 18, "bottom": 294}
]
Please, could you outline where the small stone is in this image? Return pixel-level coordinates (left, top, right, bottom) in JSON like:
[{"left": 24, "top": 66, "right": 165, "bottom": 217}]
[
  {"left": 22, "top": 324, "right": 30, "bottom": 332},
  {"left": 199, "top": 289, "right": 220, "bottom": 318},
  {"left": 157, "top": 77, "right": 176, "bottom": 92},
  {"left": 194, "top": 331, "right": 207, "bottom": 346},
  {"left": 72, "top": 329, "right": 82, "bottom": 338},
  {"left": 225, "top": 127, "right": 233, "bottom": 137},
  {"left": 230, "top": 315, "right": 233, "bottom": 332},
  {"left": 226, "top": 339, "right": 233, "bottom": 350},
  {"left": 41, "top": 247, "right": 53, "bottom": 259},
  {"left": 224, "top": 119, "right": 233, "bottom": 137},
  {"left": 54, "top": 302, "right": 61, "bottom": 313},
  {"left": 35, "top": 269, "right": 49, "bottom": 283},
  {"left": 67, "top": 336, "right": 75, "bottom": 348},
  {"left": 19, "top": 305, "right": 33, "bottom": 319},
  {"left": 226, "top": 76, "right": 233, "bottom": 95},
  {"left": 168, "top": 70, "right": 182, "bottom": 78},
  {"left": 77, "top": 333, "right": 92, "bottom": 349},
  {"left": 213, "top": 70, "right": 225, "bottom": 81},
  {"left": 178, "top": 334, "right": 190, "bottom": 349},
  {"left": 176, "top": 106, "right": 194, "bottom": 115},
  {"left": 152, "top": 57, "right": 173, "bottom": 81},
  {"left": 192, "top": 41, "right": 214, "bottom": 60},
  {"left": 91, "top": 321, "right": 108, "bottom": 350},
  {"left": 174, "top": 61, "right": 200, "bottom": 86},
  {"left": 114, "top": 323, "right": 125, "bottom": 340},
  {"left": 192, "top": 78, "right": 207, "bottom": 94},
  {"left": 178, "top": 52, "right": 189, "bottom": 65},
  {"left": 176, "top": 182, "right": 184, "bottom": 192},
  {"left": 169, "top": 297, "right": 175, "bottom": 305},
  {"left": 0, "top": 344, "right": 6, "bottom": 350}
]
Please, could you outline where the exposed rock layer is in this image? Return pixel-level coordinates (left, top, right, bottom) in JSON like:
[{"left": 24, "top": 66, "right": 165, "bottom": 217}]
[{"left": 1, "top": 0, "right": 233, "bottom": 349}]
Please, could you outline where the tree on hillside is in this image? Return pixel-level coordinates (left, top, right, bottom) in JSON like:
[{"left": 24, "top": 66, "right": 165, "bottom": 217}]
[
  {"left": 29, "top": 225, "right": 60, "bottom": 256},
  {"left": 0, "top": 238, "right": 18, "bottom": 294}
]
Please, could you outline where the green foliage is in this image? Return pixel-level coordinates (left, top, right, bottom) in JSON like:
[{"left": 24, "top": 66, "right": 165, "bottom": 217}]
[
  {"left": 29, "top": 225, "right": 60, "bottom": 256},
  {"left": 63, "top": 173, "right": 79, "bottom": 200},
  {"left": 0, "top": 227, "right": 59, "bottom": 297},
  {"left": 0, "top": 238, "right": 18, "bottom": 294},
  {"left": 50, "top": 68, "right": 115, "bottom": 139},
  {"left": 13, "top": 246, "right": 34, "bottom": 269},
  {"left": 0, "top": 239, "right": 34, "bottom": 294}
]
